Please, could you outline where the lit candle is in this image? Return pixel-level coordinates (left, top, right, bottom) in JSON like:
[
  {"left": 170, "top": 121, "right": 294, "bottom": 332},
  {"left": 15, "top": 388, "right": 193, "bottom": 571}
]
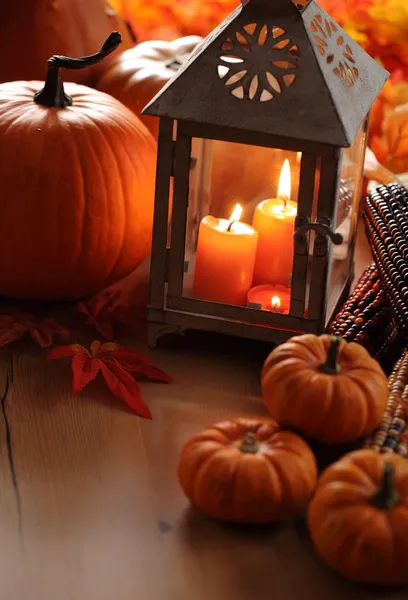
[
  {"left": 193, "top": 204, "right": 258, "bottom": 306},
  {"left": 247, "top": 284, "right": 291, "bottom": 314},
  {"left": 252, "top": 160, "right": 297, "bottom": 287}
]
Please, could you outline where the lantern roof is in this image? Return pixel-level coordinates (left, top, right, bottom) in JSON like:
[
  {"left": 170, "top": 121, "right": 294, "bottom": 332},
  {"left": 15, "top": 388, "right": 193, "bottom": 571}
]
[{"left": 143, "top": 0, "right": 388, "bottom": 147}]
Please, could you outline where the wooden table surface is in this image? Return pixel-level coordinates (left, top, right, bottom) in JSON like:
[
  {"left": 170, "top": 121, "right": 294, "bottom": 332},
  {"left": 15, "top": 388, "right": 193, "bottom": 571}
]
[{"left": 1, "top": 223, "right": 406, "bottom": 600}]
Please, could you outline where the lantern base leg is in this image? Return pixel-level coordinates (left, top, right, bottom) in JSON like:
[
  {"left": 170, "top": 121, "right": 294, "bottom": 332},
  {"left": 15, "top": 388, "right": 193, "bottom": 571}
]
[{"left": 147, "top": 321, "right": 184, "bottom": 348}]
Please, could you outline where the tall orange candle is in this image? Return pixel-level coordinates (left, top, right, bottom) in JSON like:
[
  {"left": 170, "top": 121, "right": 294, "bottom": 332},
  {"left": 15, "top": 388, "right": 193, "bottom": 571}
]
[
  {"left": 252, "top": 160, "right": 297, "bottom": 287},
  {"left": 193, "top": 204, "right": 258, "bottom": 306}
]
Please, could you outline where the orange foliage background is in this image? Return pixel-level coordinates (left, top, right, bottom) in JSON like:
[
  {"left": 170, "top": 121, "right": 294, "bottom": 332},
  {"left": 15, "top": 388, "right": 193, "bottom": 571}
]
[{"left": 110, "top": 0, "right": 408, "bottom": 173}]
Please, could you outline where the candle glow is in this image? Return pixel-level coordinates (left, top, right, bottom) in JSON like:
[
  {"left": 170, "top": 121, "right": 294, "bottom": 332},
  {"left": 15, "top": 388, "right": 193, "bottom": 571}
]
[
  {"left": 278, "top": 159, "right": 291, "bottom": 206},
  {"left": 225, "top": 203, "right": 243, "bottom": 232},
  {"left": 271, "top": 295, "right": 281, "bottom": 311},
  {"left": 193, "top": 204, "right": 258, "bottom": 306},
  {"left": 252, "top": 160, "right": 298, "bottom": 286}
]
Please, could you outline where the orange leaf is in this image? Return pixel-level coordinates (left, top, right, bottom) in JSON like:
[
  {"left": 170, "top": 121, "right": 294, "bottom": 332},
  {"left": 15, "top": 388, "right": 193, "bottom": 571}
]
[
  {"left": 0, "top": 316, "right": 27, "bottom": 347},
  {"left": 95, "top": 344, "right": 173, "bottom": 383},
  {"left": 100, "top": 361, "right": 152, "bottom": 418},
  {"left": 0, "top": 310, "right": 69, "bottom": 348},
  {"left": 77, "top": 290, "right": 121, "bottom": 340},
  {"left": 30, "top": 318, "right": 70, "bottom": 348},
  {"left": 72, "top": 354, "right": 101, "bottom": 393},
  {"left": 48, "top": 344, "right": 89, "bottom": 360},
  {"left": 47, "top": 340, "right": 167, "bottom": 417}
]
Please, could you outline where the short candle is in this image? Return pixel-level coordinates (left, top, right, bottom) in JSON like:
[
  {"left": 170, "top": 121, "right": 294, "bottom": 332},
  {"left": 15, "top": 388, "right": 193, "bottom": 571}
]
[
  {"left": 248, "top": 284, "right": 291, "bottom": 314},
  {"left": 193, "top": 204, "right": 258, "bottom": 306}
]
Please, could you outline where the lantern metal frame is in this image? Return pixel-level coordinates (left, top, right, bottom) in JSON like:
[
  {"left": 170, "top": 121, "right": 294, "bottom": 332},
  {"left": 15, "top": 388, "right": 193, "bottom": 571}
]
[{"left": 143, "top": 0, "right": 388, "bottom": 348}]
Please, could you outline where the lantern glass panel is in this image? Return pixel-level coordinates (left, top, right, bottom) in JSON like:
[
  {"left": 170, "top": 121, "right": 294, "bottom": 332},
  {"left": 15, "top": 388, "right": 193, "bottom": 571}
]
[
  {"left": 182, "top": 138, "right": 301, "bottom": 313},
  {"left": 326, "top": 120, "right": 367, "bottom": 321}
]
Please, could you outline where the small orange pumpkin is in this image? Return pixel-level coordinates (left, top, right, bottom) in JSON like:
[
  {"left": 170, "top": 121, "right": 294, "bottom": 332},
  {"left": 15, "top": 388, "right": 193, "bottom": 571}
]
[
  {"left": 178, "top": 417, "right": 318, "bottom": 524},
  {"left": 0, "top": 33, "right": 157, "bottom": 301},
  {"left": 261, "top": 335, "right": 388, "bottom": 445},
  {"left": 308, "top": 449, "right": 408, "bottom": 584}
]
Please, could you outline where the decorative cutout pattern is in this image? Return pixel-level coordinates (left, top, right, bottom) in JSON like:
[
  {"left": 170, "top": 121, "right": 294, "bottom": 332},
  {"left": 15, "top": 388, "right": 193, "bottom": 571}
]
[
  {"left": 217, "top": 23, "right": 299, "bottom": 102},
  {"left": 310, "top": 14, "right": 359, "bottom": 87},
  {"left": 292, "top": 0, "right": 312, "bottom": 11}
]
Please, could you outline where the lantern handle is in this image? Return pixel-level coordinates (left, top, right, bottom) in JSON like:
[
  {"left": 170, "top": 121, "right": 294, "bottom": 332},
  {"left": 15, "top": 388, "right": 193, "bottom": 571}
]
[{"left": 294, "top": 222, "right": 343, "bottom": 245}]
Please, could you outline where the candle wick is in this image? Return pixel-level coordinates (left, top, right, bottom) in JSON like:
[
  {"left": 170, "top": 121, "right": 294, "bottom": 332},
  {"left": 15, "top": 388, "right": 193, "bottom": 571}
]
[{"left": 227, "top": 221, "right": 235, "bottom": 232}]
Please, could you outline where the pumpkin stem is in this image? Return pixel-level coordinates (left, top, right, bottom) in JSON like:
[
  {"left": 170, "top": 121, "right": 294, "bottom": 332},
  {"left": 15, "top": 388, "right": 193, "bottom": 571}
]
[
  {"left": 34, "top": 31, "right": 122, "bottom": 108},
  {"left": 372, "top": 462, "right": 400, "bottom": 510},
  {"left": 319, "top": 336, "right": 342, "bottom": 374},
  {"left": 239, "top": 432, "right": 259, "bottom": 454}
]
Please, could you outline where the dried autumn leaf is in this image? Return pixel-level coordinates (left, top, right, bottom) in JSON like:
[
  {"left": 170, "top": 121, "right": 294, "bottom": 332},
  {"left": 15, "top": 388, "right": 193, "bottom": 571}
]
[
  {"left": 102, "top": 346, "right": 173, "bottom": 383},
  {"left": 30, "top": 318, "right": 70, "bottom": 347},
  {"left": 0, "top": 310, "right": 69, "bottom": 348},
  {"left": 47, "top": 341, "right": 172, "bottom": 417},
  {"left": 374, "top": 103, "right": 408, "bottom": 174},
  {"left": 77, "top": 290, "right": 121, "bottom": 340}
]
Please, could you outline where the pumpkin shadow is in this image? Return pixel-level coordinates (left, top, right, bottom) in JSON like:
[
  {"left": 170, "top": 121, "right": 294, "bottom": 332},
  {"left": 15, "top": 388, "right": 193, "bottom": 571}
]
[
  {"left": 155, "top": 328, "right": 273, "bottom": 364},
  {"left": 306, "top": 439, "right": 362, "bottom": 473},
  {"left": 177, "top": 504, "right": 284, "bottom": 546}
]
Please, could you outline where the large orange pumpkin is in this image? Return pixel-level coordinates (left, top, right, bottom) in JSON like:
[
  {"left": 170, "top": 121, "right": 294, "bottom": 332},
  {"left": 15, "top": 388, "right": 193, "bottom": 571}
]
[
  {"left": 0, "top": 0, "right": 132, "bottom": 86},
  {"left": 261, "top": 335, "right": 388, "bottom": 445},
  {"left": 178, "top": 417, "right": 318, "bottom": 524},
  {"left": 308, "top": 450, "right": 408, "bottom": 584},
  {"left": 0, "top": 33, "right": 157, "bottom": 301}
]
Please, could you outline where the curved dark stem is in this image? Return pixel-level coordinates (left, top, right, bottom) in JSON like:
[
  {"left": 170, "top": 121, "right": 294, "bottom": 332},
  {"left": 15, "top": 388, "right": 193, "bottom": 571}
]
[
  {"left": 319, "top": 336, "right": 341, "bottom": 374},
  {"left": 373, "top": 463, "right": 400, "bottom": 510},
  {"left": 34, "top": 31, "right": 122, "bottom": 108}
]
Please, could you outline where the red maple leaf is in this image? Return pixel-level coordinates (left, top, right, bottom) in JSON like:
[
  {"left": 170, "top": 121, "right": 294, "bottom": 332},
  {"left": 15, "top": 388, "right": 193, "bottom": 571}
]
[
  {"left": 77, "top": 290, "right": 121, "bottom": 340},
  {"left": 0, "top": 310, "right": 70, "bottom": 348},
  {"left": 77, "top": 289, "right": 145, "bottom": 339},
  {"left": 47, "top": 341, "right": 173, "bottom": 418}
]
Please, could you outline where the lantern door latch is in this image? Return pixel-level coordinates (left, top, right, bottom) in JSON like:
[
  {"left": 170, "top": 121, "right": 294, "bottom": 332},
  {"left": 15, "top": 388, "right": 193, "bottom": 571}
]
[{"left": 294, "top": 219, "right": 343, "bottom": 246}]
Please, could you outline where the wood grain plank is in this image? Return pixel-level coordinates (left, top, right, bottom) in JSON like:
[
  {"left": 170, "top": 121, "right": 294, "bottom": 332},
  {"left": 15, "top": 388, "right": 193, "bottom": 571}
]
[
  {"left": 0, "top": 349, "right": 27, "bottom": 599},
  {"left": 0, "top": 223, "right": 401, "bottom": 600}
]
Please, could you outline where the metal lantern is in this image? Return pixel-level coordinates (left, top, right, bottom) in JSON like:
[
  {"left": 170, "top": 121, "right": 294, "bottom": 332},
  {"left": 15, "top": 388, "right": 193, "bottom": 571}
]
[{"left": 143, "top": 0, "right": 388, "bottom": 348}]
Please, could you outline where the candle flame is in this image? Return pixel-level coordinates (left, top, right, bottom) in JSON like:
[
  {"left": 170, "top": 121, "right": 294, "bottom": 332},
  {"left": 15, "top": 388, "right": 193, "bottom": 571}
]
[
  {"left": 229, "top": 203, "right": 243, "bottom": 223},
  {"left": 278, "top": 160, "right": 291, "bottom": 205},
  {"left": 271, "top": 296, "right": 281, "bottom": 311}
]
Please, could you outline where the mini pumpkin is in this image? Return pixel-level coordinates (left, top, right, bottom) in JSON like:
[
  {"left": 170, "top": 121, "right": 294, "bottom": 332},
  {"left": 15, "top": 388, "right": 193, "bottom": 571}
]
[
  {"left": 178, "top": 417, "right": 318, "bottom": 524},
  {"left": 0, "top": 33, "right": 157, "bottom": 301},
  {"left": 261, "top": 334, "right": 388, "bottom": 445},
  {"left": 308, "top": 449, "right": 408, "bottom": 584}
]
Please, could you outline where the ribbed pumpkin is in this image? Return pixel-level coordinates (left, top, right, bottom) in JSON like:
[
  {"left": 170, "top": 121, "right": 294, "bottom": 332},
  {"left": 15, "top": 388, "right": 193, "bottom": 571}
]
[
  {"left": 0, "top": 33, "right": 157, "bottom": 301},
  {"left": 308, "top": 450, "right": 408, "bottom": 584},
  {"left": 178, "top": 417, "right": 318, "bottom": 524},
  {"left": 97, "top": 36, "right": 202, "bottom": 139},
  {"left": 0, "top": 0, "right": 133, "bottom": 86},
  {"left": 261, "top": 334, "right": 388, "bottom": 445}
]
